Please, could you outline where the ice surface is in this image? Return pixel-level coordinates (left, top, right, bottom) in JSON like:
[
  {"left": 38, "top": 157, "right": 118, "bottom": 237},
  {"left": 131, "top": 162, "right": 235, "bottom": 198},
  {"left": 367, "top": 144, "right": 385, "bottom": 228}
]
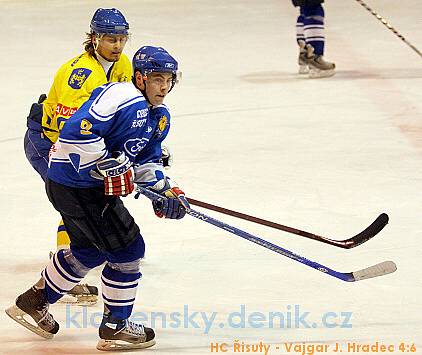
[{"left": 0, "top": 0, "right": 421, "bottom": 354}]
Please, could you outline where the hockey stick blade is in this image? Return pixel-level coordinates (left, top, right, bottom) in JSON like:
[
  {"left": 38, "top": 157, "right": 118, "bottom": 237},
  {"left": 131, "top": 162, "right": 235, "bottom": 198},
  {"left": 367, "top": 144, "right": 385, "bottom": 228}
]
[
  {"left": 135, "top": 186, "right": 397, "bottom": 282},
  {"left": 187, "top": 197, "right": 389, "bottom": 249},
  {"left": 351, "top": 261, "right": 397, "bottom": 281},
  {"left": 325, "top": 213, "right": 389, "bottom": 249}
]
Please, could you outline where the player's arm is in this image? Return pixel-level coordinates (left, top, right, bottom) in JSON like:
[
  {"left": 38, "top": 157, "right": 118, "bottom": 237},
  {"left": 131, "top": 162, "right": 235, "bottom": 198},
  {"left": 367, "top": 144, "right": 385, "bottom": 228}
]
[
  {"left": 87, "top": 86, "right": 150, "bottom": 196},
  {"left": 132, "top": 106, "right": 187, "bottom": 218},
  {"left": 142, "top": 105, "right": 173, "bottom": 168},
  {"left": 133, "top": 163, "right": 189, "bottom": 219},
  {"left": 155, "top": 106, "right": 173, "bottom": 169},
  {"left": 41, "top": 70, "right": 61, "bottom": 138}
]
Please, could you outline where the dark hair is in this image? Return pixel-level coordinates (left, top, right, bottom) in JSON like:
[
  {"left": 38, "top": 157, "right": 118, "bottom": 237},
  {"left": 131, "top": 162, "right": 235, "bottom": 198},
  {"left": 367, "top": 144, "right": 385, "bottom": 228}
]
[{"left": 83, "top": 32, "right": 95, "bottom": 56}]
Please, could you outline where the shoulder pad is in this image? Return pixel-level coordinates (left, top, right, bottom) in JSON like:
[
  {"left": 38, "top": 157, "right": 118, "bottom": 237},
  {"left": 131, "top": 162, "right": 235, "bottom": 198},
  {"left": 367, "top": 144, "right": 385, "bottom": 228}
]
[
  {"left": 88, "top": 82, "right": 146, "bottom": 121},
  {"left": 150, "top": 104, "right": 170, "bottom": 116}
]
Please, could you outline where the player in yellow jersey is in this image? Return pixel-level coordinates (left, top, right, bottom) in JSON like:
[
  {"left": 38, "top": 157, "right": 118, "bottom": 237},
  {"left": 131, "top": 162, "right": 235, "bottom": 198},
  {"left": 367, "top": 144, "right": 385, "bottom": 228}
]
[{"left": 24, "top": 8, "right": 132, "bottom": 305}]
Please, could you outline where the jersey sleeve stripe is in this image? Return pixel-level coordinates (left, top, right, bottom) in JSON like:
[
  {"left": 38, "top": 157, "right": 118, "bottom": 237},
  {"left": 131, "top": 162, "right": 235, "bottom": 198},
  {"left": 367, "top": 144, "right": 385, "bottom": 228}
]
[
  {"left": 89, "top": 96, "right": 145, "bottom": 121},
  {"left": 59, "top": 136, "right": 103, "bottom": 144}
]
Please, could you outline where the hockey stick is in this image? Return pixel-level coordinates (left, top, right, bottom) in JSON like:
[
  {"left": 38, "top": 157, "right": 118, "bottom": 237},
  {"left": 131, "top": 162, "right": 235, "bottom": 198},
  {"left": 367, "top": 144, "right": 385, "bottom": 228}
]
[
  {"left": 186, "top": 197, "right": 388, "bottom": 249},
  {"left": 135, "top": 186, "right": 397, "bottom": 282},
  {"left": 355, "top": 0, "right": 422, "bottom": 59}
]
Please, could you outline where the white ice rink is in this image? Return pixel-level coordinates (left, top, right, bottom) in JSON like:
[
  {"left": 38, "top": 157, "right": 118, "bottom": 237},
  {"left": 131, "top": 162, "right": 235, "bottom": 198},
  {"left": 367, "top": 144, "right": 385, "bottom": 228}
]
[{"left": 0, "top": 0, "right": 421, "bottom": 354}]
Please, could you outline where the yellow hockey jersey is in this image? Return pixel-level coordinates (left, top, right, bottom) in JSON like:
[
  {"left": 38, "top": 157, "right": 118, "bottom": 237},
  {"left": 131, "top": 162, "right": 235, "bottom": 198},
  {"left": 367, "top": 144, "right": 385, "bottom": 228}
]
[{"left": 42, "top": 52, "right": 132, "bottom": 143}]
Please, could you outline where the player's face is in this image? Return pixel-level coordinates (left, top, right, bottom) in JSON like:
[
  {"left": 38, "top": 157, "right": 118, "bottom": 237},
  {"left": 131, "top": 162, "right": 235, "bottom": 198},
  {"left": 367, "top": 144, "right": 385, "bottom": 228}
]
[
  {"left": 145, "top": 72, "right": 174, "bottom": 106},
  {"left": 96, "top": 34, "right": 128, "bottom": 62}
]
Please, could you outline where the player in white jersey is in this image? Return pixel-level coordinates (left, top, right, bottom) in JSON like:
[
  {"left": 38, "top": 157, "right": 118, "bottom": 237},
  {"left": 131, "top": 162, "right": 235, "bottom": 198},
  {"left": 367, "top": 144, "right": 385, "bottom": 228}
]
[{"left": 6, "top": 46, "right": 188, "bottom": 351}]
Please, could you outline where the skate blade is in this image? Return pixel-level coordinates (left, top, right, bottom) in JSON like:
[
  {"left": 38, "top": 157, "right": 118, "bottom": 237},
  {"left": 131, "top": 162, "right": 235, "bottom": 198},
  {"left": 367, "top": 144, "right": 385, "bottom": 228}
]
[
  {"left": 58, "top": 294, "right": 98, "bottom": 306},
  {"left": 298, "top": 65, "right": 309, "bottom": 74},
  {"left": 96, "top": 339, "right": 156, "bottom": 351},
  {"left": 309, "top": 68, "right": 335, "bottom": 78},
  {"left": 5, "top": 305, "right": 54, "bottom": 339}
]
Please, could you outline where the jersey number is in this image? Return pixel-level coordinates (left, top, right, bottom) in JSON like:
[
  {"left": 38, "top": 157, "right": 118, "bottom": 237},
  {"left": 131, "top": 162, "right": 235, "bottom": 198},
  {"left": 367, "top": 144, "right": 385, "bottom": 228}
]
[{"left": 80, "top": 119, "right": 92, "bottom": 135}]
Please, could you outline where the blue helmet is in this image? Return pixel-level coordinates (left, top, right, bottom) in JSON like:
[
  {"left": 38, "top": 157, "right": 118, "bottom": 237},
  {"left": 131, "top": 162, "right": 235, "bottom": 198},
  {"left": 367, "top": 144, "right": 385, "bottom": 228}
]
[
  {"left": 132, "top": 46, "right": 178, "bottom": 76},
  {"left": 90, "top": 8, "right": 129, "bottom": 35},
  {"left": 132, "top": 46, "right": 179, "bottom": 92}
]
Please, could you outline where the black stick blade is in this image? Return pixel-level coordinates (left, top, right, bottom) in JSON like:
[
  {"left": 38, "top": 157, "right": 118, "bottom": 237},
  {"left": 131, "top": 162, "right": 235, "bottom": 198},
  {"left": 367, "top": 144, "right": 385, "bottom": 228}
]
[{"left": 339, "top": 213, "right": 389, "bottom": 249}]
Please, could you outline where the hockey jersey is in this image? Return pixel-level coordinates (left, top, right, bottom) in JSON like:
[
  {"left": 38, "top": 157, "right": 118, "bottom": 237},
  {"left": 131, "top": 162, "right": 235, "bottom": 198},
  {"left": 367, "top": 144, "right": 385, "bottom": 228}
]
[
  {"left": 48, "top": 82, "right": 171, "bottom": 188},
  {"left": 42, "top": 52, "right": 132, "bottom": 143}
]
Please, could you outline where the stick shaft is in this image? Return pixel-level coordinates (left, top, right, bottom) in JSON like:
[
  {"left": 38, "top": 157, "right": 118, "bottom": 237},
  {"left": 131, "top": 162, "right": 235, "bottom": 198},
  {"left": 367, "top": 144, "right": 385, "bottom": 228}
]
[
  {"left": 136, "top": 186, "right": 350, "bottom": 281},
  {"left": 187, "top": 197, "right": 327, "bottom": 239},
  {"left": 187, "top": 197, "right": 388, "bottom": 249},
  {"left": 355, "top": 0, "right": 422, "bottom": 58}
]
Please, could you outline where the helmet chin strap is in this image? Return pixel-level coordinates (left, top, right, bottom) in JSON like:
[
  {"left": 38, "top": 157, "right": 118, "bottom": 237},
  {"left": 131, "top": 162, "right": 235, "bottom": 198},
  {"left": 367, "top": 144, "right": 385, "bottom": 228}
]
[
  {"left": 136, "top": 74, "right": 151, "bottom": 105},
  {"left": 92, "top": 33, "right": 115, "bottom": 75},
  {"left": 92, "top": 33, "right": 110, "bottom": 57},
  {"left": 92, "top": 33, "right": 103, "bottom": 51},
  {"left": 141, "top": 88, "right": 152, "bottom": 106}
]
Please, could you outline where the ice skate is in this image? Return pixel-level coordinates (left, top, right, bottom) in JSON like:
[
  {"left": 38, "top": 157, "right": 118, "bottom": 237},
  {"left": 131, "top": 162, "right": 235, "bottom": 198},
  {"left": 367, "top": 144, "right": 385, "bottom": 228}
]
[
  {"left": 5, "top": 287, "right": 59, "bottom": 339},
  {"left": 97, "top": 314, "right": 156, "bottom": 351},
  {"left": 298, "top": 40, "right": 309, "bottom": 74},
  {"left": 48, "top": 252, "right": 99, "bottom": 305},
  {"left": 58, "top": 283, "right": 99, "bottom": 306},
  {"left": 306, "top": 44, "right": 335, "bottom": 78}
]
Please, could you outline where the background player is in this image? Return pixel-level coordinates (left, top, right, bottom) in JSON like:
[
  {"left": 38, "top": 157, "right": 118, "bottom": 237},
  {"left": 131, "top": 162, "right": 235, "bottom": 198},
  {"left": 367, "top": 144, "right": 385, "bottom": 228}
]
[
  {"left": 23, "top": 7, "right": 131, "bottom": 304},
  {"left": 292, "top": 0, "right": 335, "bottom": 78}
]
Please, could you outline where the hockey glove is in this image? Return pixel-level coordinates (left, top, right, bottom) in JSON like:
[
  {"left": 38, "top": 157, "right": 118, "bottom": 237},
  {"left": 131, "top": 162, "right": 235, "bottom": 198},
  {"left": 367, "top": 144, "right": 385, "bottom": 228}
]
[
  {"left": 152, "top": 186, "right": 189, "bottom": 219},
  {"left": 26, "top": 94, "right": 47, "bottom": 125},
  {"left": 133, "top": 163, "right": 189, "bottom": 218},
  {"left": 96, "top": 151, "right": 134, "bottom": 196}
]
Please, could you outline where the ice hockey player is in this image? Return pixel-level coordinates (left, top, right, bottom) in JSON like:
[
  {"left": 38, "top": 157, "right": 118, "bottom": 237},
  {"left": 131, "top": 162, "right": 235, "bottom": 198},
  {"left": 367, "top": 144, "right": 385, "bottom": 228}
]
[
  {"left": 6, "top": 45, "right": 188, "bottom": 351},
  {"left": 23, "top": 8, "right": 132, "bottom": 304},
  {"left": 292, "top": 0, "right": 335, "bottom": 78}
]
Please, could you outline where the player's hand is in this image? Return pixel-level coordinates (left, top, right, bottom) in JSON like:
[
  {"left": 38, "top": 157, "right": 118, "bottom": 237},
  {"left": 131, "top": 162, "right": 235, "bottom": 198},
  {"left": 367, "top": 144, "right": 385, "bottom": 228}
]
[
  {"left": 97, "top": 151, "right": 134, "bottom": 196},
  {"left": 152, "top": 183, "right": 190, "bottom": 219},
  {"left": 131, "top": 163, "right": 189, "bottom": 218}
]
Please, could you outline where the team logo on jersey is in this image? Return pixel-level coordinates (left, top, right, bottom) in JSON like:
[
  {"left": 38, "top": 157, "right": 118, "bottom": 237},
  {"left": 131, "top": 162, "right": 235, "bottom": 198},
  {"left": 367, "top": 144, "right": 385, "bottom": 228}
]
[
  {"left": 158, "top": 115, "right": 167, "bottom": 132},
  {"left": 124, "top": 138, "right": 150, "bottom": 157},
  {"left": 80, "top": 119, "right": 93, "bottom": 135},
  {"left": 68, "top": 68, "right": 92, "bottom": 89}
]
